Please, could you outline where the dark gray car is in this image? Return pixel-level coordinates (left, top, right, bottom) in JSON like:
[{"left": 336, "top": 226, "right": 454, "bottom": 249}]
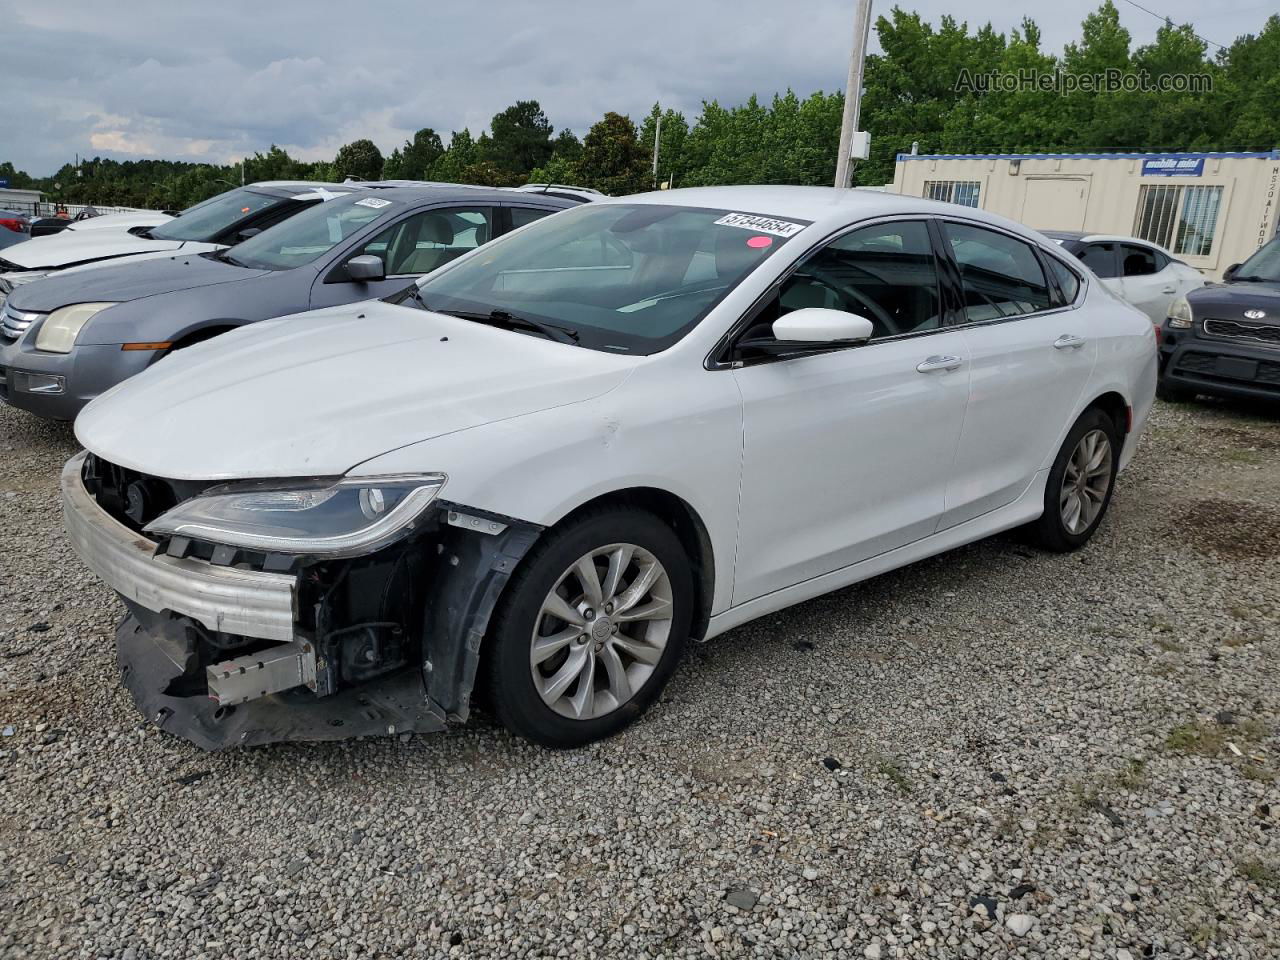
[{"left": 0, "top": 183, "right": 576, "bottom": 420}]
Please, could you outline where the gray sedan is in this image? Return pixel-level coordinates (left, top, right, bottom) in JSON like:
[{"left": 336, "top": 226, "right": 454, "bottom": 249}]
[{"left": 0, "top": 183, "right": 576, "bottom": 420}]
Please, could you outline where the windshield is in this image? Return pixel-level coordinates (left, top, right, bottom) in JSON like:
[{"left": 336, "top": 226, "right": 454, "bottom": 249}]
[
  {"left": 227, "top": 194, "right": 393, "bottom": 270},
  {"left": 151, "top": 188, "right": 295, "bottom": 242},
  {"left": 1233, "top": 236, "right": 1280, "bottom": 282},
  {"left": 411, "top": 203, "right": 807, "bottom": 353}
]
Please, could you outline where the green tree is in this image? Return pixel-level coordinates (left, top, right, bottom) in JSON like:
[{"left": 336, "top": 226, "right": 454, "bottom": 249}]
[
  {"left": 333, "top": 138, "right": 385, "bottom": 181},
  {"left": 575, "top": 112, "right": 649, "bottom": 195},
  {"left": 639, "top": 104, "right": 689, "bottom": 188},
  {"left": 0, "top": 161, "right": 35, "bottom": 189},
  {"left": 1211, "top": 14, "right": 1280, "bottom": 149},
  {"left": 383, "top": 128, "right": 445, "bottom": 180},
  {"left": 528, "top": 130, "right": 583, "bottom": 184},
  {"left": 485, "top": 100, "right": 555, "bottom": 177},
  {"left": 429, "top": 129, "right": 478, "bottom": 182}
]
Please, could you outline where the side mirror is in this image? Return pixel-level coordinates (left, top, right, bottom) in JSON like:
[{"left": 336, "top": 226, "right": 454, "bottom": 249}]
[
  {"left": 347, "top": 254, "right": 385, "bottom": 282},
  {"left": 773, "top": 307, "right": 874, "bottom": 343},
  {"left": 236, "top": 227, "right": 263, "bottom": 242},
  {"left": 1223, "top": 262, "right": 1241, "bottom": 281}
]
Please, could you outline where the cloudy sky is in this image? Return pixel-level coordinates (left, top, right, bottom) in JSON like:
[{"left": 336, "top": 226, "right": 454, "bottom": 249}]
[{"left": 2, "top": 0, "right": 1269, "bottom": 176}]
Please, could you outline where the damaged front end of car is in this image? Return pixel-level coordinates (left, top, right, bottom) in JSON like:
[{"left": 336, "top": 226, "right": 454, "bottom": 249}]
[{"left": 61, "top": 451, "right": 542, "bottom": 750}]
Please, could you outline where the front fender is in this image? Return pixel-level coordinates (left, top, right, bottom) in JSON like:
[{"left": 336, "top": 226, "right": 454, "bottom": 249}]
[{"left": 349, "top": 363, "right": 744, "bottom": 616}]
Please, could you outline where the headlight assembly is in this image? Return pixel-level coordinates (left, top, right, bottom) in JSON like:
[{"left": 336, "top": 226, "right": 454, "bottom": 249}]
[
  {"left": 145, "top": 474, "right": 447, "bottom": 557},
  {"left": 1167, "top": 296, "right": 1193, "bottom": 329},
  {"left": 34, "top": 302, "right": 117, "bottom": 353}
]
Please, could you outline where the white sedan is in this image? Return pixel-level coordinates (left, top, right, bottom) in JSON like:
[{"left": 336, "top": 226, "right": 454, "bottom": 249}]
[
  {"left": 63, "top": 186, "right": 1157, "bottom": 750},
  {"left": 1044, "top": 231, "right": 1204, "bottom": 324}
]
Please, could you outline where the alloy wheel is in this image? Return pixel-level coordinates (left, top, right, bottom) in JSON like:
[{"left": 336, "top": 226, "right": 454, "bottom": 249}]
[
  {"left": 529, "top": 543, "right": 673, "bottom": 720},
  {"left": 1060, "top": 428, "right": 1113, "bottom": 535}
]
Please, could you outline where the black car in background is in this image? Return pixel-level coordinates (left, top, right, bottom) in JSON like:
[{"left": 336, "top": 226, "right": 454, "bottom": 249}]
[{"left": 1158, "top": 235, "right": 1280, "bottom": 404}]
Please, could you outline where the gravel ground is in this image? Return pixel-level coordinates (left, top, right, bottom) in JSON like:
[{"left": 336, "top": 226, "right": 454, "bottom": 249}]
[{"left": 1, "top": 397, "right": 1278, "bottom": 960}]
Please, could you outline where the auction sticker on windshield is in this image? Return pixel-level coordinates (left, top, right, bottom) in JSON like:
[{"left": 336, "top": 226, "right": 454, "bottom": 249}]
[
  {"left": 714, "top": 213, "right": 807, "bottom": 238},
  {"left": 354, "top": 197, "right": 393, "bottom": 209}
]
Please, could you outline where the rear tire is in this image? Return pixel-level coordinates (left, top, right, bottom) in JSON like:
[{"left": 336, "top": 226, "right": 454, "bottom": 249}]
[
  {"left": 486, "top": 508, "right": 692, "bottom": 748},
  {"left": 1026, "top": 408, "right": 1121, "bottom": 552}
]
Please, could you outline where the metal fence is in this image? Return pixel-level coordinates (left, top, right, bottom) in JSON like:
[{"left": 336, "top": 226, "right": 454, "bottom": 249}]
[{"left": 0, "top": 198, "right": 160, "bottom": 219}]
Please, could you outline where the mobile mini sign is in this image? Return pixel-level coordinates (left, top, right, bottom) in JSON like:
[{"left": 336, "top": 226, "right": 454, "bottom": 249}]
[{"left": 1141, "top": 157, "right": 1204, "bottom": 177}]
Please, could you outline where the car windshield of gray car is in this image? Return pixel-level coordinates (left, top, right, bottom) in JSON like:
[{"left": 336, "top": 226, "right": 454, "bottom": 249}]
[
  {"left": 405, "top": 203, "right": 808, "bottom": 354},
  {"left": 1231, "top": 236, "right": 1280, "bottom": 283},
  {"left": 149, "top": 188, "right": 296, "bottom": 243},
  {"left": 223, "top": 194, "right": 390, "bottom": 270}
]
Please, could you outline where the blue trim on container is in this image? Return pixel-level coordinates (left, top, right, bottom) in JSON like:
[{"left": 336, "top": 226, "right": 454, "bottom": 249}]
[{"left": 896, "top": 151, "right": 1280, "bottom": 162}]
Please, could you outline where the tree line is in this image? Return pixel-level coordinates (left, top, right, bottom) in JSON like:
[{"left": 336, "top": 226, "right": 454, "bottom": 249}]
[{"left": 3, "top": 3, "right": 1276, "bottom": 211}]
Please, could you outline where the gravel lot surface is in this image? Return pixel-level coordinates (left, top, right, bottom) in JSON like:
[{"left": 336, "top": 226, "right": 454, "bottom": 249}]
[{"left": 1, "top": 398, "right": 1278, "bottom": 959}]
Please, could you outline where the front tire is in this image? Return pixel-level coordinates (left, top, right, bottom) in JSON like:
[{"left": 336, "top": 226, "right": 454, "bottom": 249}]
[
  {"left": 486, "top": 508, "right": 692, "bottom": 747},
  {"left": 1027, "top": 408, "right": 1120, "bottom": 552}
]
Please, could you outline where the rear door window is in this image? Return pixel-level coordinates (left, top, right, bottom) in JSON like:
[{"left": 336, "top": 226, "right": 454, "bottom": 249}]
[
  {"left": 1077, "top": 242, "right": 1119, "bottom": 278},
  {"left": 943, "top": 222, "right": 1052, "bottom": 322},
  {"left": 1121, "top": 243, "right": 1159, "bottom": 277},
  {"left": 1046, "top": 257, "right": 1081, "bottom": 305},
  {"left": 509, "top": 206, "right": 557, "bottom": 231}
]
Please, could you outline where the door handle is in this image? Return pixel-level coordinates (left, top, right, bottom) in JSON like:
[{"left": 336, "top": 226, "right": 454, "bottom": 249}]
[
  {"left": 916, "top": 355, "right": 963, "bottom": 373},
  {"left": 1053, "top": 334, "right": 1087, "bottom": 350},
  {"left": 1161, "top": 286, "right": 1176, "bottom": 295}
]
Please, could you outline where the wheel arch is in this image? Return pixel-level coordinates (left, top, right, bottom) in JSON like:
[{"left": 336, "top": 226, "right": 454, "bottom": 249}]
[
  {"left": 552, "top": 486, "right": 716, "bottom": 644},
  {"left": 167, "top": 319, "right": 248, "bottom": 351},
  {"left": 1084, "top": 389, "right": 1130, "bottom": 438}
]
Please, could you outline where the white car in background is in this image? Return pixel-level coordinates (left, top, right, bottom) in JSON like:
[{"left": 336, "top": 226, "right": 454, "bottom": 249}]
[
  {"left": 1045, "top": 231, "right": 1204, "bottom": 324},
  {"left": 0, "top": 182, "right": 350, "bottom": 307},
  {"left": 62, "top": 186, "right": 1156, "bottom": 751}
]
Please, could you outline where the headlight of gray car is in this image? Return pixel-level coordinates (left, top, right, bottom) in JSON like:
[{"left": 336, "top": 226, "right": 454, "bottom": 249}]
[
  {"left": 1167, "top": 296, "right": 1193, "bottom": 329},
  {"left": 144, "top": 474, "right": 447, "bottom": 557},
  {"left": 34, "top": 302, "right": 118, "bottom": 353}
]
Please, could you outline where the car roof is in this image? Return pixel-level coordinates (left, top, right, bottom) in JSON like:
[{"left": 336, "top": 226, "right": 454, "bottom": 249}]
[
  {"left": 1043, "top": 229, "right": 1173, "bottom": 253},
  {"left": 318, "top": 180, "right": 578, "bottom": 207},
  {"left": 611, "top": 185, "right": 1061, "bottom": 246},
  {"left": 1076, "top": 234, "right": 1170, "bottom": 251},
  {"left": 244, "top": 181, "right": 355, "bottom": 199}
]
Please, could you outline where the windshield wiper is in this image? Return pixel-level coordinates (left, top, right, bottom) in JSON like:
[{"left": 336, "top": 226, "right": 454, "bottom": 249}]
[
  {"left": 1231, "top": 274, "right": 1274, "bottom": 283},
  {"left": 438, "top": 307, "right": 580, "bottom": 345}
]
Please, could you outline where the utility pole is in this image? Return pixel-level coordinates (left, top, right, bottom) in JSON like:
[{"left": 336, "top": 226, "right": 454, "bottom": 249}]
[
  {"left": 652, "top": 114, "right": 662, "bottom": 188},
  {"left": 834, "top": 0, "right": 873, "bottom": 189}
]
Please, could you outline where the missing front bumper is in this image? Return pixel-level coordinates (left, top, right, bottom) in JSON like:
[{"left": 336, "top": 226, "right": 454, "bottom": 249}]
[
  {"left": 117, "top": 614, "right": 446, "bottom": 750},
  {"left": 61, "top": 451, "right": 297, "bottom": 642},
  {"left": 63, "top": 449, "right": 544, "bottom": 748}
]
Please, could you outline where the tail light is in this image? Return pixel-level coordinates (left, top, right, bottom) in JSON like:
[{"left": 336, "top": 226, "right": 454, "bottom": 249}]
[{"left": 0, "top": 218, "right": 25, "bottom": 233}]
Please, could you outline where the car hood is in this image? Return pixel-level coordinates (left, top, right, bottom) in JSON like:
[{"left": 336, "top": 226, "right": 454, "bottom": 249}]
[
  {"left": 65, "top": 212, "right": 174, "bottom": 232},
  {"left": 76, "top": 301, "right": 639, "bottom": 481},
  {"left": 8, "top": 252, "right": 268, "bottom": 312},
  {"left": 0, "top": 226, "right": 188, "bottom": 272},
  {"left": 1188, "top": 280, "right": 1280, "bottom": 319}
]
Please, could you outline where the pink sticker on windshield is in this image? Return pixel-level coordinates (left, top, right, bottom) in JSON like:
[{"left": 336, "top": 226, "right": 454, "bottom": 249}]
[{"left": 747, "top": 235, "right": 773, "bottom": 249}]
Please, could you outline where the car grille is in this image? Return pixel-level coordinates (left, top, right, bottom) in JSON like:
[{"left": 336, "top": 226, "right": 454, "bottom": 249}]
[
  {"left": 2, "top": 303, "right": 42, "bottom": 341},
  {"left": 1176, "top": 352, "right": 1280, "bottom": 390},
  {"left": 1203, "top": 318, "right": 1280, "bottom": 348}
]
